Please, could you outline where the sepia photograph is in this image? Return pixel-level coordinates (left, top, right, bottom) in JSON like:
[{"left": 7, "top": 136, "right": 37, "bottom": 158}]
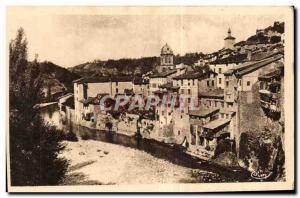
[{"left": 6, "top": 6, "right": 294, "bottom": 192}]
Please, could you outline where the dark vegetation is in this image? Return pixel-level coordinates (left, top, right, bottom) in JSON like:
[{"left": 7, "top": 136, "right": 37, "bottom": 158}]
[
  {"left": 9, "top": 27, "right": 69, "bottom": 186},
  {"left": 68, "top": 52, "right": 204, "bottom": 77},
  {"left": 39, "top": 61, "right": 80, "bottom": 92}
]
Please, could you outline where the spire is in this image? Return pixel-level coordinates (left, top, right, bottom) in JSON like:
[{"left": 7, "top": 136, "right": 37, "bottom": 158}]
[{"left": 228, "top": 28, "right": 231, "bottom": 36}]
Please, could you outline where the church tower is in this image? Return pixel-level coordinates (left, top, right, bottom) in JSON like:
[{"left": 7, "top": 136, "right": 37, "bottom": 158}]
[
  {"left": 158, "top": 43, "right": 174, "bottom": 72},
  {"left": 224, "top": 28, "right": 236, "bottom": 50}
]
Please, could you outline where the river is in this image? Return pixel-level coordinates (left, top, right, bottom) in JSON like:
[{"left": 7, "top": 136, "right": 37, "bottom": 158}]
[{"left": 39, "top": 103, "right": 251, "bottom": 184}]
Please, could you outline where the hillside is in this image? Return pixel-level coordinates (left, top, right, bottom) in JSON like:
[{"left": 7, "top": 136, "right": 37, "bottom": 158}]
[
  {"left": 68, "top": 53, "right": 204, "bottom": 77},
  {"left": 36, "top": 61, "right": 81, "bottom": 101}
]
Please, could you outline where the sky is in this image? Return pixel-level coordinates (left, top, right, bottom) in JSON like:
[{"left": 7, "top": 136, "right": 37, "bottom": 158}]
[{"left": 7, "top": 9, "right": 284, "bottom": 68}]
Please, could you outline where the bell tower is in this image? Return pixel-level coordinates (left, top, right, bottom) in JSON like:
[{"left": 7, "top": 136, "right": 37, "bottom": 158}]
[
  {"left": 224, "top": 28, "right": 236, "bottom": 50},
  {"left": 158, "top": 43, "right": 174, "bottom": 72}
]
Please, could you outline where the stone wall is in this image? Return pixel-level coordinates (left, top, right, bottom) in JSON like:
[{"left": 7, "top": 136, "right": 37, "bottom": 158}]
[{"left": 237, "top": 82, "right": 285, "bottom": 180}]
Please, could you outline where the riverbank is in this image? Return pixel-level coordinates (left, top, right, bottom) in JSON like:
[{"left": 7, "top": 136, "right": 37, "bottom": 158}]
[{"left": 59, "top": 139, "right": 242, "bottom": 185}]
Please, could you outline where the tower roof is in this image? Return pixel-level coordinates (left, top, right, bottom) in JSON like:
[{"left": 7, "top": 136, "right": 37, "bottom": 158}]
[
  {"left": 228, "top": 28, "right": 231, "bottom": 34},
  {"left": 161, "top": 43, "right": 173, "bottom": 55},
  {"left": 224, "top": 27, "right": 235, "bottom": 40}
]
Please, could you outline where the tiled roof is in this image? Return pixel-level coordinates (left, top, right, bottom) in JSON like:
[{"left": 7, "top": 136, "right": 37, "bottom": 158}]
[
  {"left": 223, "top": 52, "right": 283, "bottom": 77},
  {"left": 235, "top": 54, "right": 283, "bottom": 77},
  {"left": 198, "top": 89, "right": 224, "bottom": 99},
  {"left": 203, "top": 119, "right": 231, "bottom": 130},
  {"left": 74, "top": 75, "right": 133, "bottom": 84},
  {"left": 150, "top": 69, "right": 177, "bottom": 78},
  {"left": 188, "top": 107, "right": 219, "bottom": 118},
  {"left": 173, "top": 67, "right": 216, "bottom": 80}
]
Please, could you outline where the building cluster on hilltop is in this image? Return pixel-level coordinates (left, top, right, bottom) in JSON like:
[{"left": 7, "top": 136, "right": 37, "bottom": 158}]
[{"left": 58, "top": 21, "right": 285, "bottom": 161}]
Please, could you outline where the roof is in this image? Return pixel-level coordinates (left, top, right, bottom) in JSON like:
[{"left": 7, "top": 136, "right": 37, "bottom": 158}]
[
  {"left": 235, "top": 54, "right": 283, "bottom": 78},
  {"left": 161, "top": 43, "right": 173, "bottom": 55},
  {"left": 223, "top": 52, "right": 283, "bottom": 77},
  {"left": 150, "top": 69, "right": 177, "bottom": 78},
  {"left": 75, "top": 75, "right": 133, "bottom": 84},
  {"left": 190, "top": 119, "right": 204, "bottom": 125},
  {"left": 224, "top": 36, "right": 236, "bottom": 40},
  {"left": 203, "top": 119, "right": 231, "bottom": 130},
  {"left": 57, "top": 93, "right": 74, "bottom": 100},
  {"left": 189, "top": 107, "right": 219, "bottom": 118},
  {"left": 223, "top": 61, "right": 257, "bottom": 76},
  {"left": 211, "top": 53, "right": 247, "bottom": 64},
  {"left": 198, "top": 89, "right": 224, "bottom": 99},
  {"left": 172, "top": 71, "right": 212, "bottom": 80}
]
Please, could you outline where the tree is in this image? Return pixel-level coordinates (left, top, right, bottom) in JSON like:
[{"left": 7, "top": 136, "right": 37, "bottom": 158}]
[
  {"left": 270, "top": 36, "right": 281, "bottom": 44},
  {"left": 9, "top": 27, "right": 68, "bottom": 186}
]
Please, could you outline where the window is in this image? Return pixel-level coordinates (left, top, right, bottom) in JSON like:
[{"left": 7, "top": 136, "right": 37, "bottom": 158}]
[
  {"left": 116, "top": 81, "right": 118, "bottom": 86},
  {"left": 226, "top": 81, "right": 229, "bottom": 88},
  {"left": 247, "top": 81, "right": 251, "bottom": 86},
  {"left": 221, "top": 102, "right": 224, "bottom": 108},
  {"left": 188, "top": 98, "right": 191, "bottom": 103},
  {"left": 219, "top": 78, "right": 222, "bottom": 84},
  {"left": 219, "top": 68, "right": 222, "bottom": 74},
  {"left": 188, "top": 89, "right": 191, "bottom": 94},
  {"left": 212, "top": 80, "right": 214, "bottom": 87},
  {"left": 239, "top": 80, "right": 242, "bottom": 86},
  {"left": 188, "top": 82, "right": 190, "bottom": 86},
  {"left": 178, "top": 130, "right": 180, "bottom": 135},
  {"left": 207, "top": 81, "right": 210, "bottom": 87},
  {"left": 116, "top": 88, "right": 118, "bottom": 94},
  {"left": 181, "top": 89, "right": 184, "bottom": 94},
  {"left": 192, "top": 80, "right": 195, "bottom": 86}
]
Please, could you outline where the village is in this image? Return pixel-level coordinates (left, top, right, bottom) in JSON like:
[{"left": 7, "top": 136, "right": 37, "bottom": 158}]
[{"left": 57, "top": 21, "right": 285, "bottom": 173}]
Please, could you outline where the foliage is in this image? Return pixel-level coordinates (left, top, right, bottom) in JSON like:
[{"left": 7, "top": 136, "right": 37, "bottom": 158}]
[
  {"left": 270, "top": 36, "right": 281, "bottom": 44},
  {"left": 214, "top": 139, "right": 233, "bottom": 157},
  {"left": 9, "top": 27, "right": 69, "bottom": 186},
  {"left": 247, "top": 34, "right": 269, "bottom": 44},
  {"left": 10, "top": 112, "right": 68, "bottom": 185},
  {"left": 63, "top": 131, "right": 78, "bottom": 142},
  {"left": 69, "top": 52, "right": 205, "bottom": 77}
]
